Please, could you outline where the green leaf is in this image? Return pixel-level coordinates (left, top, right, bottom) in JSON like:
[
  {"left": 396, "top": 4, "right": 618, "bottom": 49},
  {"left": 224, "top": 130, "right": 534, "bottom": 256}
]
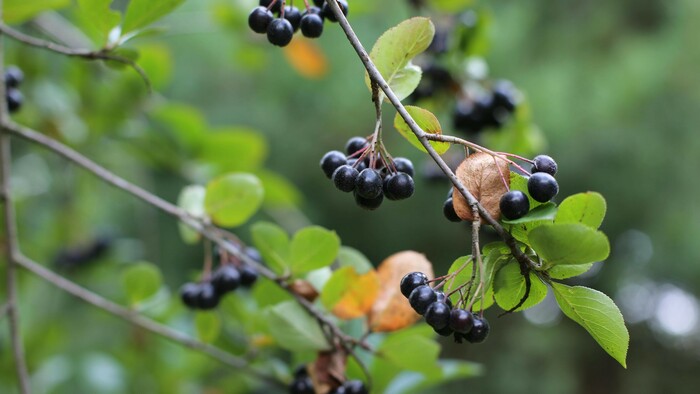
[
  {"left": 552, "top": 283, "right": 629, "bottom": 368},
  {"left": 3, "top": 0, "right": 70, "bottom": 24},
  {"left": 385, "top": 360, "right": 483, "bottom": 394},
  {"left": 555, "top": 192, "right": 607, "bottom": 229},
  {"left": 494, "top": 262, "right": 547, "bottom": 311},
  {"left": 366, "top": 17, "right": 435, "bottom": 101},
  {"left": 122, "top": 0, "right": 185, "bottom": 35},
  {"left": 200, "top": 128, "right": 268, "bottom": 173},
  {"left": 548, "top": 264, "right": 594, "bottom": 280},
  {"left": 257, "top": 170, "right": 303, "bottom": 208},
  {"left": 393, "top": 106, "right": 450, "bottom": 154},
  {"left": 337, "top": 246, "right": 373, "bottom": 274},
  {"left": 150, "top": 103, "right": 206, "bottom": 153},
  {"left": 204, "top": 173, "right": 264, "bottom": 227},
  {"left": 195, "top": 312, "right": 221, "bottom": 343},
  {"left": 502, "top": 202, "right": 557, "bottom": 225},
  {"left": 529, "top": 223, "right": 610, "bottom": 267},
  {"left": 78, "top": 0, "right": 121, "bottom": 42},
  {"left": 290, "top": 226, "right": 340, "bottom": 275},
  {"left": 251, "top": 222, "right": 290, "bottom": 275},
  {"left": 266, "top": 301, "right": 331, "bottom": 352},
  {"left": 444, "top": 253, "right": 504, "bottom": 310},
  {"left": 121, "top": 262, "right": 162, "bottom": 305},
  {"left": 379, "top": 330, "right": 440, "bottom": 374},
  {"left": 429, "top": 0, "right": 475, "bottom": 13},
  {"left": 177, "top": 185, "right": 206, "bottom": 244}
]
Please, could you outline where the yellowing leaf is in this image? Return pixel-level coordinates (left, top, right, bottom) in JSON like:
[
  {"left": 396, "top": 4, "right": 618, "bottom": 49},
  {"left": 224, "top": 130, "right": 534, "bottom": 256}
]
[
  {"left": 368, "top": 251, "right": 434, "bottom": 332},
  {"left": 452, "top": 152, "right": 510, "bottom": 222},
  {"left": 322, "top": 266, "right": 380, "bottom": 320},
  {"left": 283, "top": 39, "right": 328, "bottom": 79},
  {"left": 393, "top": 106, "right": 450, "bottom": 154}
]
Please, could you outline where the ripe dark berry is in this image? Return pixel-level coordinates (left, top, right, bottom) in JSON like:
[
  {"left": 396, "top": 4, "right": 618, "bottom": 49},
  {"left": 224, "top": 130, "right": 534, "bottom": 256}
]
[
  {"left": 293, "top": 365, "right": 308, "bottom": 378},
  {"left": 354, "top": 191, "right": 383, "bottom": 210},
  {"left": 320, "top": 150, "right": 347, "bottom": 178},
  {"left": 289, "top": 376, "right": 314, "bottom": 394},
  {"left": 332, "top": 164, "right": 359, "bottom": 193},
  {"left": 300, "top": 13, "right": 324, "bottom": 38},
  {"left": 341, "top": 380, "right": 368, "bottom": 394},
  {"left": 491, "top": 80, "right": 517, "bottom": 113},
  {"left": 435, "top": 291, "right": 453, "bottom": 308},
  {"left": 453, "top": 100, "right": 485, "bottom": 134},
  {"left": 248, "top": 6, "right": 274, "bottom": 33},
  {"left": 245, "top": 247, "right": 262, "bottom": 263},
  {"left": 532, "top": 155, "right": 558, "bottom": 176},
  {"left": 424, "top": 302, "right": 451, "bottom": 330},
  {"left": 266, "top": 18, "right": 294, "bottom": 47},
  {"left": 4, "top": 66, "right": 24, "bottom": 88},
  {"left": 6, "top": 88, "right": 22, "bottom": 113},
  {"left": 434, "top": 325, "right": 454, "bottom": 337},
  {"left": 197, "top": 282, "right": 220, "bottom": 310},
  {"left": 384, "top": 173, "right": 414, "bottom": 200},
  {"left": 355, "top": 169, "right": 383, "bottom": 199},
  {"left": 345, "top": 136, "right": 368, "bottom": 156},
  {"left": 283, "top": 6, "right": 302, "bottom": 31},
  {"left": 392, "top": 157, "right": 414, "bottom": 177},
  {"left": 180, "top": 282, "right": 201, "bottom": 309},
  {"left": 347, "top": 158, "right": 367, "bottom": 172},
  {"left": 322, "top": 0, "right": 348, "bottom": 22},
  {"left": 464, "top": 316, "right": 490, "bottom": 343},
  {"left": 239, "top": 266, "right": 259, "bottom": 287},
  {"left": 212, "top": 265, "right": 241, "bottom": 294},
  {"left": 449, "top": 308, "right": 474, "bottom": 333},
  {"left": 499, "top": 190, "right": 530, "bottom": 220},
  {"left": 313, "top": 0, "right": 325, "bottom": 7},
  {"left": 400, "top": 272, "right": 428, "bottom": 298},
  {"left": 443, "top": 198, "right": 462, "bottom": 222},
  {"left": 259, "top": 0, "right": 282, "bottom": 13},
  {"left": 408, "top": 285, "right": 437, "bottom": 315},
  {"left": 527, "top": 172, "right": 559, "bottom": 202}
]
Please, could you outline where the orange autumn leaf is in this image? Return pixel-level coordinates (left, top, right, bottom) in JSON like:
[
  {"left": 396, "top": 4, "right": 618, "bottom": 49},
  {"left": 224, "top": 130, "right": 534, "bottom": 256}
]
[
  {"left": 283, "top": 38, "right": 328, "bottom": 79},
  {"left": 368, "top": 251, "right": 434, "bottom": 332},
  {"left": 322, "top": 266, "right": 380, "bottom": 320}
]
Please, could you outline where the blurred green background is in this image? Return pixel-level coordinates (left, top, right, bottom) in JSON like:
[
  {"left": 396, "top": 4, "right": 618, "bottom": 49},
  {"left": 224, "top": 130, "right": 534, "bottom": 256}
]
[{"left": 1, "top": 0, "right": 700, "bottom": 393}]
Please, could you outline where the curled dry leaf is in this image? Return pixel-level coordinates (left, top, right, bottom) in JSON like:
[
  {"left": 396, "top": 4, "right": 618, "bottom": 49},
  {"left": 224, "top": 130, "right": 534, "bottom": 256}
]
[
  {"left": 290, "top": 279, "right": 319, "bottom": 302},
  {"left": 310, "top": 349, "right": 347, "bottom": 394},
  {"left": 368, "top": 251, "right": 434, "bottom": 332},
  {"left": 452, "top": 152, "right": 510, "bottom": 222}
]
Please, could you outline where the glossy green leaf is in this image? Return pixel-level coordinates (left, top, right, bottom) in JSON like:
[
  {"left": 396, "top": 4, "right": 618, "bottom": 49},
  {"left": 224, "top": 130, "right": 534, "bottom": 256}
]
[
  {"left": 195, "top": 312, "right": 221, "bottom": 343},
  {"left": 555, "top": 192, "right": 607, "bottom": 229},
  {"left": 290, "top": 226, "right": 340, "bottom": 275},
  {"left": 200, "top": 128, "right": 268, "bottom": 173},
  {"left": 337, "top": 246, "right": 373, "bottom": 274},
  {"left": 3, "top": 0, "right": 70, "bottom": 24},
  {"left": 257, "top": 170, "right": 302, "bottom": 207},
  {"left": 494, "top": 262, "right": 547, "bottom": 311},
  {"left": 122, "top": 0, "right": 185, "bottom": 35},
  {"left": 266, "top": 301, "right": 330, "bottom": 352},
  {"left": 529, "top": 223, "right": 610, "bottom": 266},
  {"left": 445, "top": 253, "right": 505, "bottom": 310},
  {"left": 121, "top": 262, "right": 162, "bottom": 305},
  {"left": 177, "top": 185, "right": 206, "bottom": 244},
  {"left": 393, "top": 106, "right": 450, "bottom": 154},
  {"left": 502, "top": 202, "right": 557, "bottom": 225},
  {"left": 252, "top": 278, "right": 293, "bottom": 308},
  {"left": 366, "top": 17, "right": 435, "bottom": 101},
  {"left": 251, "top": 222, "right": 290, "bottom": 275},
  {"left": 204, "top": 173, "right": 263, "bottom": 227},
  {"left": 548, "top": 264, "right": 594, "bottom": 280},
  {"left": 379, "top": 330, "right": 441, "bottom": 374},
  {"left": 78, "top": 0, "right": 121, "bottom": 42},
  {"left": 552, "top": 283, "right": 629, "bottom": 368}
]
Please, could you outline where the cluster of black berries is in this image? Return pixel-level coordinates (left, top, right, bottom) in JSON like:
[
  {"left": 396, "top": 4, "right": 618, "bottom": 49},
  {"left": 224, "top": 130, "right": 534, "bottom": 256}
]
[
  {"left": 180, "top": 247, "right": 260, "bottom": 310},
  {"left": 500, "top": 155, "right": 559, "bottom": 220},
  {"left": 290, "top": 366, "right": 367, "bottom": 394},
  {"left": 320, "top": 137, "right": 416, "bottom": 210},
  {"left": 401, "top": 272, "right": 490, "bottom": 344},
  {"left": 4, "top": 66, "right": 23, "bottom": 113},
  {"left": 409, "top": 63, "right": 455, "bottom": 103},
  {"left": 453, "top": 80, "right": 518, "bottom": 135},
  {"left": 248, "top": 0, "right": 349, "bottom": 47}
]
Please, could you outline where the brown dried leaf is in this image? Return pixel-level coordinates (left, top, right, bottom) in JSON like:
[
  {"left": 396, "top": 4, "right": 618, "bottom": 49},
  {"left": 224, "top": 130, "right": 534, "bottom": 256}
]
[
  {"left": 290, "top": 279, "right": 319, "bottom": 302},
  {"left": 452, "top": 152, "right": 510, "bottom": 222},
  {"left": 310, "top": 350, "right": 347, "bottom": 394},
  {"left": 368, "top": 251, "right": 434, "bottom": 332}
]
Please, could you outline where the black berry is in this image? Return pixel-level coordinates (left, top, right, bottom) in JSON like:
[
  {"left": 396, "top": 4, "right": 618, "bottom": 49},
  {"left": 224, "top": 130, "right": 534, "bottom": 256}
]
[
  {"left": 300, "top": 13, "right": 324, "bottom": 38},
  {"left": 443, "top": 198, "right": 461, "bottom": 222},
  {"left": 245, "top": 247, "right": 262, "bottom": 263},
  {"left": 283, "top": 6, "right": 302, "bottom": 31},
  {"left": 354, "top": 191, "right": 383, "bottom": 210},
  {"left": 347, "top": 158, "right": 367, "bottom": 172},
  {"left": 322, "top": 0, "right": 348, "bottom": 22},
  {"left": 434, "top": 325, "right": 454, "bottom": 337},
  {"left": 4, "top": 66, "right": 24, "bottom": 88},
  {"left": 453, "top": 100, "right": 485, "bottom": 134},
  {"left": 248, "top": 7, "right": 274, "bottom": 33},
  {"left": 259, "top": 0, "right": 282, "bottom": 13},
  {"left": 266, "top": 18, "right": 294, "bottom": 47},
  {"left": 332, "top": 164, "right": 359, "bottom": 193},
  {"left": 424, "top": 302, "right": 451, "bottom": 330},
  {"left": 180, "top": 282, "right": 201, "bottom": 309},
  {"left": 464, "top": 316, "right": 490, "bottom": 343},
  {"left": 400, "top": 272, "right": 428, "bottom": 298},
  {"left": 320, "top": 150, "right": 347, "bottom": 178},
  {"left": 355, "top": 168, "right": 383, "bottom": 199},
  {"left": 408, "top": 285, "right": 437, "bottom": 315},
  {"left": 499, "top": 190, "right": 530, "bottom": 220},
  {"left": 435, "top": 291, "right": 453, "bottom": 308},
  {"left": 239, "top": 266, "right": 259, "bottom": 287},
  {"left": 385, "top": 173, "right": 414, "bottom": 200},
  {"left": 392, "top": 157, "right": 414, "bottom": 176},
  {"left": 197, "top": 282, "right": 220, "bottom": 310},
  {"left": 527, "top": 172, "right": 559, "bottom": 202},
  {"left": 313, "top": 0, "right": 325, "bottom": 7},
  {"left": 212, "top": 265, "right": 241, "bottom": 294},
  {"left": 345, "top": 136, "right": 369, "bottom": 156},
  {"left": 532, "top": 155, "right": 557, "bottom": 176},
  {"left": 289, "top": 376, "right": 314, "bottom": 394},
  {"left": 491, "top": 80, "right": 517, "bottom": 113},
  {"left": 6, "top": 88, "right": 22, "bottom": 113},
  {"left": 342, "top": 380, "right": 368, "bottom": 394},
  {"left": 449, "top": 308, "right": 474, "bottom": 333}
]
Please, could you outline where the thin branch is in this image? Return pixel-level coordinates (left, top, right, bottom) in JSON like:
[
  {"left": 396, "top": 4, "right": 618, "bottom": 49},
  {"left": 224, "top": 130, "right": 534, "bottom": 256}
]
[
  {"left": 324, "top": 1, "right": 537, "bottom": 271},
  {"left": 12, "top": 253, "right": 286, "bottom": 389},
  {"left": 0, "top": 22, "right": 151, "bottom": 92}
]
